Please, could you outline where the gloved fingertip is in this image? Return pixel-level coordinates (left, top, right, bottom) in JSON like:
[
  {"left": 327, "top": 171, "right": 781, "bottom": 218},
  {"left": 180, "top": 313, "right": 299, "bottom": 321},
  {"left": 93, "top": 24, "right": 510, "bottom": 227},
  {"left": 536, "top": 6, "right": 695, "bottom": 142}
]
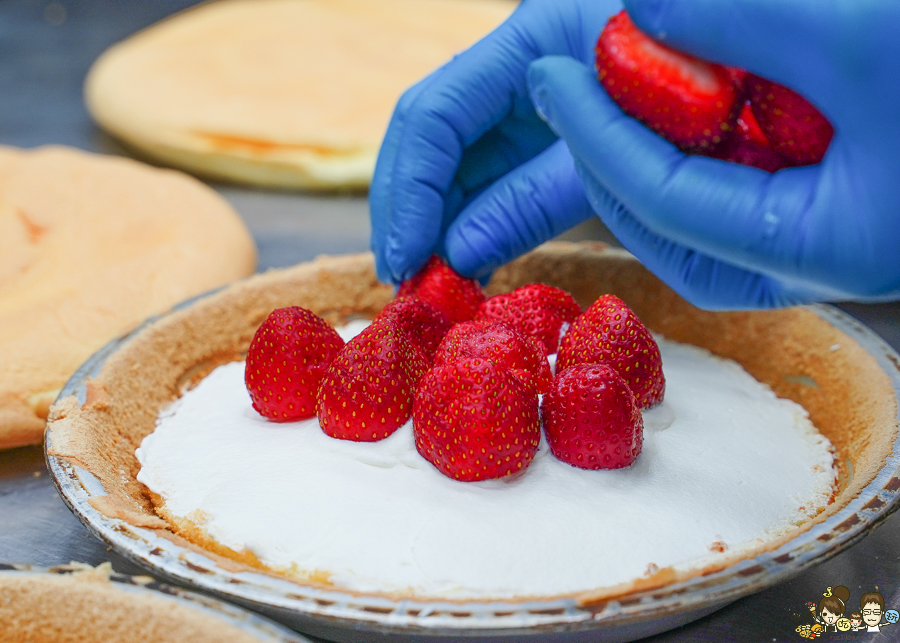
[
  {"left": 373, "top": 260, "right": 394, "bottom": 285},
  {"left": 371, "top": 239, "right": 393, "bottom": 283},
  {"left": 476, "top": 272, "right": 494, "bottom": 288},
  {"left": 385, "top": 243, "right": 431, "bottom": 284},
  {"left": 445, "top": 232, "right": 499, "bottom": 282},
  {"left": 621, "top": 0, "right": 670, "bottom": 41},
  {"left": 526, "top": 57, "right": 571, "bottom": 124},
  {"left": 527, "top": 57, "right": 601, "bottom": 129},
  {"left": 525, "top": 66, "right": 551, "bottom": 124}
]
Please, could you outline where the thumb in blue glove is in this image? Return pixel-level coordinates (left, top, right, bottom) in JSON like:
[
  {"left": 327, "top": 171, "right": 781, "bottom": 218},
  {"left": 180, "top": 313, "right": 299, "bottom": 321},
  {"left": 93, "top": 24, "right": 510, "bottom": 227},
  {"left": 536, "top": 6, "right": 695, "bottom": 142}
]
[{"left": 526, "top": 0, "right": 900, "bottom": 309}]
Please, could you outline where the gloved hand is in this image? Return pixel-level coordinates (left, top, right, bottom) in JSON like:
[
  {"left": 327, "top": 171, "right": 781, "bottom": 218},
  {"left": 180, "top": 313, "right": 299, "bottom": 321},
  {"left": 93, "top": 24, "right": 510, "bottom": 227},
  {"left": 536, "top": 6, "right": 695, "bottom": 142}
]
[
  {"left": 369, "top": 0, "right": 622, "bottom": 284},
  {"left": 526, "top": 0, "right": 900, "bottom": 309}
]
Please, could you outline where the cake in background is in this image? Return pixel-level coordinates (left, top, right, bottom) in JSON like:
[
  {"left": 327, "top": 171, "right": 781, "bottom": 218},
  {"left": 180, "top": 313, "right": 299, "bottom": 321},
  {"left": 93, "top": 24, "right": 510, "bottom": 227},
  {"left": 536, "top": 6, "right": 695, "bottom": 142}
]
[
  {"left": 0, "top": 145, "right": 256, "bottom": 449},
  {"left": 84, "top": 0, "right": 518, "bottom": 190}
]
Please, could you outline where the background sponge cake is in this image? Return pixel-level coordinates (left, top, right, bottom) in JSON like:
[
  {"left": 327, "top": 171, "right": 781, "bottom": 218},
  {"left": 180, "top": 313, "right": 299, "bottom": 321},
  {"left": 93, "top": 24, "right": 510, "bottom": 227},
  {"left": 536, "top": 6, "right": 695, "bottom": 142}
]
[
  {"left": 0, "top": 145, "right": 256, "bottom": 449},
  {"left": 84, "top": 0, "right": 517, "bottom": 190}
]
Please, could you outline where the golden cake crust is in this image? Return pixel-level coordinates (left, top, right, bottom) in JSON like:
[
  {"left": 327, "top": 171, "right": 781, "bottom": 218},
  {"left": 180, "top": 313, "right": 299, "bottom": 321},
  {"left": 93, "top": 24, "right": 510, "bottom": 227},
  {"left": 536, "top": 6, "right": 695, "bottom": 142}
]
[
  {"left": 0, "top": 145, "right": 256, "bottom": 450},
  {"left": 0, "top": 565, "right": 275, "bottom": 642},
  {"left": 85, "top": 0, "right": 517, "bottom": 190},
  {"left": 46, "top": 243, "right": 898, "bottom": 604}
]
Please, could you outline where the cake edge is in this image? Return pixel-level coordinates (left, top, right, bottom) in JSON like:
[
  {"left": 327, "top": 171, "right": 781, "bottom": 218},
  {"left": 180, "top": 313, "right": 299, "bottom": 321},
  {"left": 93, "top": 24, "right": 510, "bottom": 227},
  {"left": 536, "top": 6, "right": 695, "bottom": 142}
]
[{"left": 45, "top": 243, "right": 899, "bottom": 606}]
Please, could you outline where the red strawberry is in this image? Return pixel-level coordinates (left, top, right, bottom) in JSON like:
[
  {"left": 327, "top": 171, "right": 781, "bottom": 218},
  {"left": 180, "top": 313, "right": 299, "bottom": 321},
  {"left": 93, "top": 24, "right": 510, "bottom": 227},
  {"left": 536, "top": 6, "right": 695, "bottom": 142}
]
[
  {"left": 476, "top": 284, "right": 582, "bottom": 354},
  {"left": 557, "top": 294, "right": 664, "bottom": 408},
  {"left": 736, "top": 100, "right": 768, "bottom": 147},
  {"left": 244, "top": 307, "right": 344, "bottom": 421},
  {"left": 726, "top": 67, "right": 748, "bottom": 89},
  {"left": 543, "top": 364, "right": 643, "bottom": 469},
  {"left": 433, "top": 320, "right": 552, "bottom": 394},
  {"left": 595, "top": 10, "right": 740, "bottom": 152},
  {"left": 746, "top": 74, "right": 833, "bottom": 166},
  {"left": 710, "top": 101, "right": 791, "bottom": 172},
  {"left": 397, "top": 255, "right": 485, "bottom": 325},
  {"left": 373, "top": 296, "right": 451, "bottom": 363},
  {"left": 317, "top": 319, "right": 428, "bottom": 441},
  {"left": 413, "top": 357, "right": 540, "bottom": 481}
]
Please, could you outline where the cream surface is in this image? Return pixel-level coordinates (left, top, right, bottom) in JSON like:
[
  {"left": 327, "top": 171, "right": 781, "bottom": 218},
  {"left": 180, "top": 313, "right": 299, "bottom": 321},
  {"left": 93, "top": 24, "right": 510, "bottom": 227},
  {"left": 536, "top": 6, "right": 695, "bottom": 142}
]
[{"left": 136, "top": 331, "right": 835, "bottom": 599}]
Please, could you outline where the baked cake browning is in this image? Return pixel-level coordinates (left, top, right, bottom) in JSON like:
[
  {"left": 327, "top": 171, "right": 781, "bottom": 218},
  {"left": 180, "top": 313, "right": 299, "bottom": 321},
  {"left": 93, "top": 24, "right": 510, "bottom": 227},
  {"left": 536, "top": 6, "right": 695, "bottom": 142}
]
[
  {"left": 0, "top": 567, "right": 278, "bottom": 642},
  {"left": 0, "top": 145, "right": 256, "bottom": 450},
  {"left": 46, "top": 244, "right": 898, "bottom": 603},
  {"left": 85, "top": 0, "right": 517, "bottom": 190}
]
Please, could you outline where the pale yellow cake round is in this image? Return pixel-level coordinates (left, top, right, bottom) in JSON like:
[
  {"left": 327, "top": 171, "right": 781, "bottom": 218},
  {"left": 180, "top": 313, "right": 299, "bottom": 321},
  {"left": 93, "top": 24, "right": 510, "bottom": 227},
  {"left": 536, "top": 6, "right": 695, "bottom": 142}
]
[
  {"left": 0, "top": 565, "right": 296, "bottom": 642},
  {"left": 45, "top": 244, "right": 897, "bottom": 605},
  {"left": 0, "top": 145, "right": 256, "bottom": 449},
  {"left": 85, "top": 0, "right": 517, "bottom": 190}
]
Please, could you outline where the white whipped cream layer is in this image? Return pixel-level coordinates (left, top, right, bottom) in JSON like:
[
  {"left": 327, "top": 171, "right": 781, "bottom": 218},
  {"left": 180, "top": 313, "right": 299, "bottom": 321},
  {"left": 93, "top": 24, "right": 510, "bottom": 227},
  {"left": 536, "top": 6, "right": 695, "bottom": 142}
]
[{"left": 136, "top": 329, "right": 835, "bottom": 599}]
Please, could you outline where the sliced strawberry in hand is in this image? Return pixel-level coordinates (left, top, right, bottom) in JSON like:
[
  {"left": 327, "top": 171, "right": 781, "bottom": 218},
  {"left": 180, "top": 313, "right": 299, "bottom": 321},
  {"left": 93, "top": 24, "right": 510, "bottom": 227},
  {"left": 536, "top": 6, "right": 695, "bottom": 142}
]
[
  {"left": 595, "top": 10, "right": 740, "bottom": 153},
  {"left": 397, "top": 255, "right": 485, "bottom": 325},
  {"left": 557, "top": 294, "right": 664, "bottom": 408},
  {"left": 413, "top": 357, "right": 540, "bottom": 481},
  {"left": 735, "top": 100, "right": 768, "bottom": 147},
  {"left": 244, "top": 307, "right": 345, "bottom": 422},
  {"left": 746, "top": 74, "right": 833, "bottom": 166},
  {"left": 543, "top": 364, "right": 643, "bottom": 470},
  {"left": 710, "top": 102, "right": 790, "bottom": 172},
  {"left": 434, "top": 320, "right": 552, "bottom": 394},
  {"left": 317, "top": 319, "right": 428, "bottom": 442},
  {"left": 477, "top": 284, "right": 582, "bottom": 354},
  {"left": 374, "top": 296, "right": 451, "bottom": 363}
]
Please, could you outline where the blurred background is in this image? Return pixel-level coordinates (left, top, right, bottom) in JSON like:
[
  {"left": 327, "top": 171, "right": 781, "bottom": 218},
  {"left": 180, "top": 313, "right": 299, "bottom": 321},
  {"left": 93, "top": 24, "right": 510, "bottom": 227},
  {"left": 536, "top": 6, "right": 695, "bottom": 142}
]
[{"left": 0, "top": 1, "right": 898, "bottom": 641}]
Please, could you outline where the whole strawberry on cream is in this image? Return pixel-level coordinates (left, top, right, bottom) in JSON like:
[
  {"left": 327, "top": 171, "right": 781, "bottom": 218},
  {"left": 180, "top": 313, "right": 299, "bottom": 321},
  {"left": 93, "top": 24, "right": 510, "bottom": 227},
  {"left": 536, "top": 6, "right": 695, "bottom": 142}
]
[
  {"left": 244, "top": 262, "right": 664, "bottom": 478},
  {"left": 397, "top": 255, "right": 485, "bottom": 324},
  {"left": 373, "top": 295, "right": 451, "bottom": 363},
  {"left": 558, "top": 294, "right": 665, "bottom": 410},
  {"left": 317, "top": 318, "right": 428, "bottom": 442},
  {"left": 434, "top": 320, "right": 552, "bottom": 395},
  {"left": 477, "top": 283, "right": 582, "bottom": 354},
  {"left": 137, "top": 329, "right": 835, "bottom": 598},
  {"left": 244, "top": 307, "right": 343, "bottom": 421},
  {"left": 414, "top": 357, "right": 540, "bottom": 481},
  {"left": 543, "top": 364, "right": 643, "bottom": 470},
  {"left": 135, "top": 258, "right": 836, "bottom": 599}
]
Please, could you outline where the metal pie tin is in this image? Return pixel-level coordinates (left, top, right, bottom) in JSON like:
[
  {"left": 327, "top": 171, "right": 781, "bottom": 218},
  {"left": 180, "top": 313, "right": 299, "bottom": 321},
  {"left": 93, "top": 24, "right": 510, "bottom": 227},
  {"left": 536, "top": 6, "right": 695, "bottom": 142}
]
[{"left": 44, "top": 284, "right": 900, "bottom": 642}]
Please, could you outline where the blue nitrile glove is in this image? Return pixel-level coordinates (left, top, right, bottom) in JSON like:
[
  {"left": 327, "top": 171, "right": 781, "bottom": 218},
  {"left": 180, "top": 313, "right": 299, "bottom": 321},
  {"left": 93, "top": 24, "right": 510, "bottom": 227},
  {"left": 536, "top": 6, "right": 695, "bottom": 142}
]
[
  {"left": 369, "top": 0, "right": 622, "bottom": 284},
  {"left": 526, "top": 0, "right": 900, "bottom": 309}
]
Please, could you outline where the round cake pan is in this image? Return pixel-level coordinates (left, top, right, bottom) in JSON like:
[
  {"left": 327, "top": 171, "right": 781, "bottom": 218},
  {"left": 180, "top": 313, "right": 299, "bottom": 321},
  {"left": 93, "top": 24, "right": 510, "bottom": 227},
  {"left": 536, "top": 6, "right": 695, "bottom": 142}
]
[
  {"left": 43, "top": 249, "right": 900, "bottom": 642},
  {"left": 0, "top": 563, "right": 313, "bottom": 642}
]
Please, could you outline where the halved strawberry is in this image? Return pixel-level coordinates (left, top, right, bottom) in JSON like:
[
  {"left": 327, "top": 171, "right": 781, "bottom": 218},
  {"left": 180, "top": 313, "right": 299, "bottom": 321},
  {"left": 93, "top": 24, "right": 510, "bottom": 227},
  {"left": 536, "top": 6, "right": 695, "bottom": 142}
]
[
  {"left": 316, "top": 319, "right": 428, "bottom": 441},
  {"left": 413, "top": 357, "right": 540, "bottom": 481},
  {"left": 373, "top": 295, "right": 451, "bottom": 363},
  {"left": 746, "top": 74, "right": 833, "bottom": 166},
  {"left": 736, "top": 100, "right": 768, "bottom": 147},
  {"left": 709, "top": 101, "right": 790, "bottom": 172},
  {"left": 397, "top": 255, "right": 485, "bottom": 325},
  {"left": 542, "top": 364, "right": 643, "bottom": 470},
  {"left": 595, "top": 10, "right": 740, "bottom": 152},
  {"left": 244, "top": 307, "right": 345, "bottom": 421},
  {"left": 433, "top": 320, "right": 552, "bottom": 395},
  {"left": 557, "top": 294, "right": 664, "bottom": 408},
  {"left": 476, "top": 284, "right": 582, "bottom": 354}
]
